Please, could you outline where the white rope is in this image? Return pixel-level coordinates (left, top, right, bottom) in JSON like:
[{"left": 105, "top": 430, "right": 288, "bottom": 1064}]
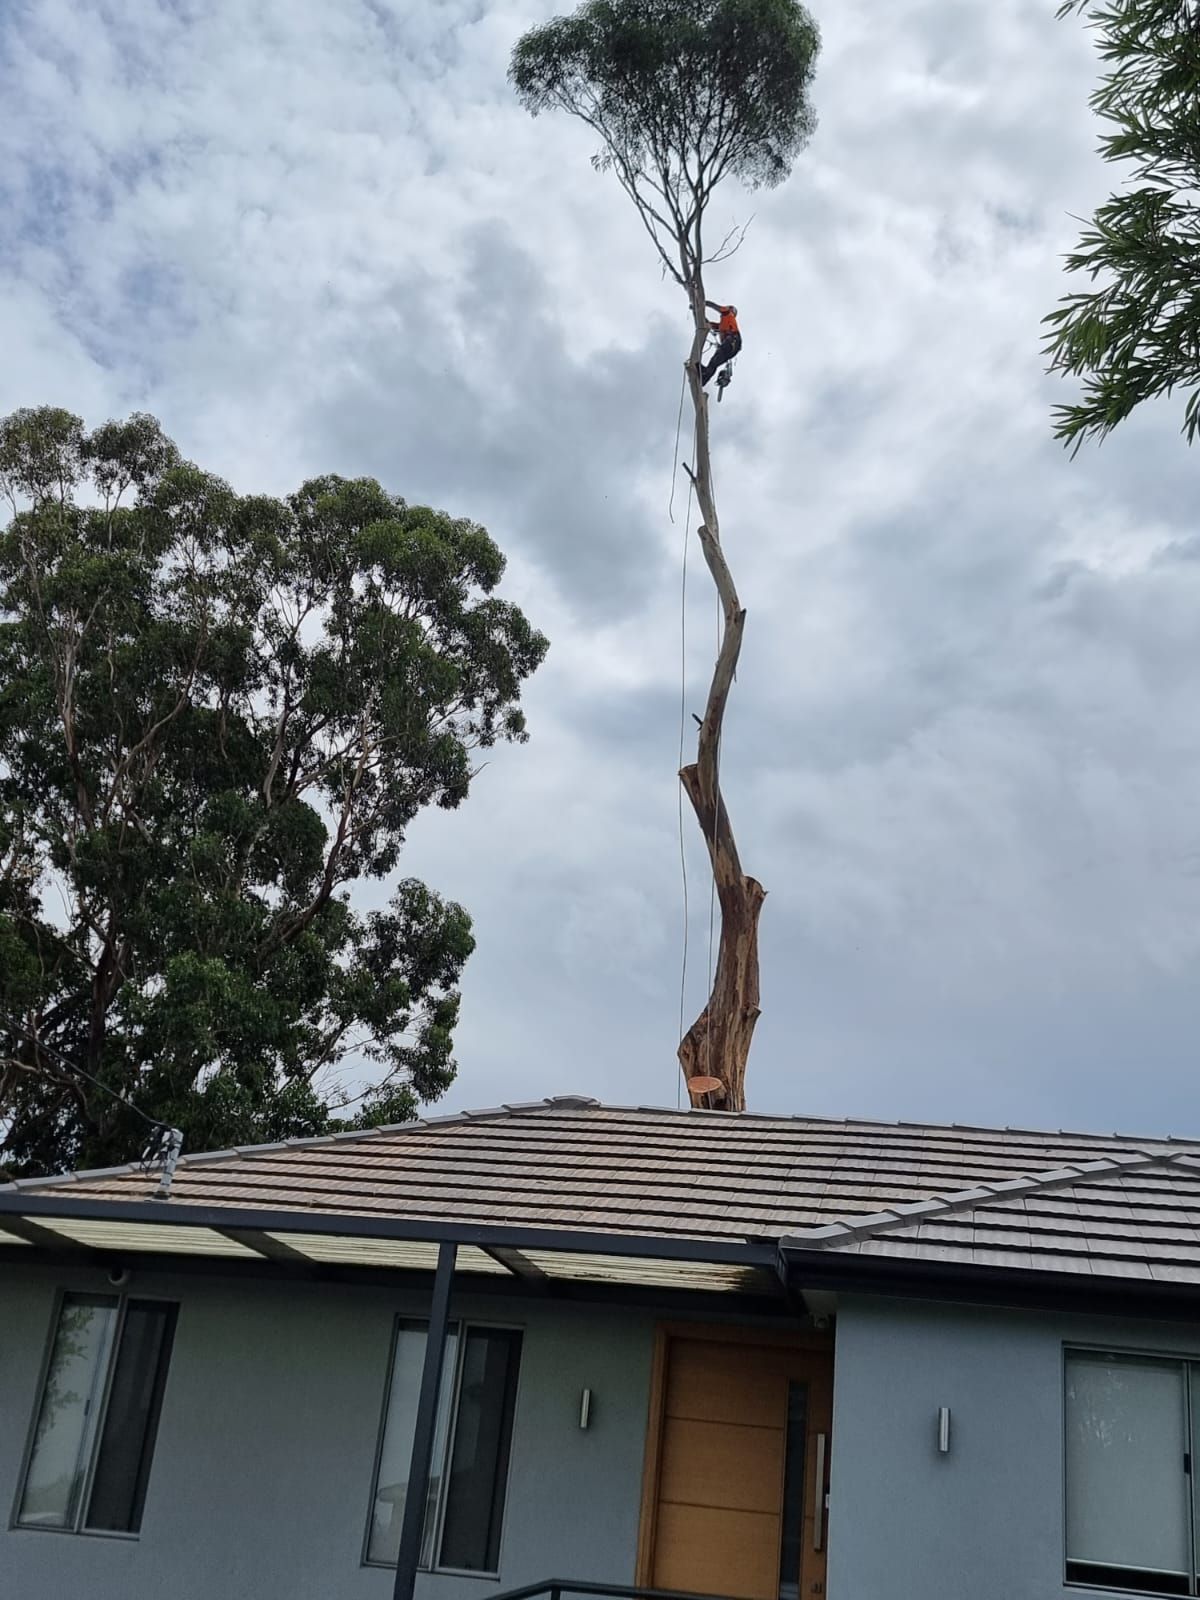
[
  {"left": 676, "top": 332, "right": 722, "bottom": 1104},
  {"left": 675, "top": 432, "right": 696, "bottom": 1110},
  {"left": 667, "top": 366, "right": 687, "bottom": 525},
  {"left": 706, "top": 590, "right": 720, "bottom": 1083},
  {"left": 703, "top": 427, "right": 724, "bottom": 1090}
]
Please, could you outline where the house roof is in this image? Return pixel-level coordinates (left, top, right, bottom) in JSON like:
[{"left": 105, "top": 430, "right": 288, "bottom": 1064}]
[
  {"left": 797, "top": 1151, "right": 1200, "bottom": 1283},
  {"left": 4, "top": 1096, "right": 1200, "bottom": 1298}
]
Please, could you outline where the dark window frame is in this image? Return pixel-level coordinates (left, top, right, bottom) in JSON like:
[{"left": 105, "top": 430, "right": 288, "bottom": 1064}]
[
  {"left": 11, "top": 1288, "right": 178, "bottom": 1541},
  {"left": 364, "top": 1316, "right": 524, "bottom": 1578},
  {"left": 436, "top": 1323, "right": 523, "bottom": 1576},
  {"left": 1064, "top": 1344, "right": 1200, "bottom": 1597}
]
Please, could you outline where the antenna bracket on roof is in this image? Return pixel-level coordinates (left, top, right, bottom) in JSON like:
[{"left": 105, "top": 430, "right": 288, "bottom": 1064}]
[{"left": 154, "top": 1129, "right": 184, "bottom": 1200}]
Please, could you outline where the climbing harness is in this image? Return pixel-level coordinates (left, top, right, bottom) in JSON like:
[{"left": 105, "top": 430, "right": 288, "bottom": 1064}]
[{"left": 700, "top": 320, "right": 739, "bottom": 403}]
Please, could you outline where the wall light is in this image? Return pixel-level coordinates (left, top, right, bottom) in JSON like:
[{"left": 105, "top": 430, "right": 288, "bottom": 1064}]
[
  {"left": 936, "top": 1406, "right": 951, "bottom": 1454},
  {"left": 580, "top": 1389, "right": 593, "bottom": 1430}
]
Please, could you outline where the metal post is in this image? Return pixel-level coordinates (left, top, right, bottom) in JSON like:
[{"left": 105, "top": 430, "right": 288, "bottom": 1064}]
[{"left": 393, "top": 1240, "right": 457, "bottom": 1600}]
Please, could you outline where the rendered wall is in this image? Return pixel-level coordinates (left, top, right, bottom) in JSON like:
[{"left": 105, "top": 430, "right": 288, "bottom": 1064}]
[
  {"left": 0, "top": 1260, "right": 659, "bottom": 1600},
  {"left": 7, "top": 1258, "right": 1192, "bottom": 1600},
  {"left": 826, "top": 1293, "right": 1200, "bottom": 1600}
]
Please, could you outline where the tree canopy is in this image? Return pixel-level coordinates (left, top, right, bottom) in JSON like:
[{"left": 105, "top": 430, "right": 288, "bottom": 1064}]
[
  {"left": 1045, "top": 0, "right": 1200, "bottom": 448},
  {"left": 0, "top": 407, "right": 547, "bottom": 1176},
  {"left": 510, "top": 0, "right": 820, "bottom": 284}
]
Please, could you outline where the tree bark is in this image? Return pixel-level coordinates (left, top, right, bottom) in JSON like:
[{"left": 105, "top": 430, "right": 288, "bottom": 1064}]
[{"left": 678, "top": 281, "right": 766, "bottom": 1113}]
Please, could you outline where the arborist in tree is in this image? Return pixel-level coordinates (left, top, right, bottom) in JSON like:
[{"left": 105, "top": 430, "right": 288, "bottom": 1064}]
[{"left": 698, "top": 301, "right": 741, "bottom": 387}]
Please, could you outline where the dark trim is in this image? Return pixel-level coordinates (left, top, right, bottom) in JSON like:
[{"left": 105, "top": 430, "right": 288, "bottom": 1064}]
[
  {"left": 213, "top": 1228, "right": 312, "bottom": 1264},
  {"left": 393, "top": 1241, "right": 456, "bottom": 1600},
  {"left": 491, "top": 1580, "right": 749, "bottom": 1600},
  {"left": 483, "top": 1246, "right": 547, "bottom": 1281},
  {"left": 783, "top": 1245, "right": 1200, "bottom": 1321},
  {"left": 0, "top": 1193, "right": 774, "bottom": 1269},
  {"left": 0, "top": 1216, "right": 77, "bottom": 1250},
  {"left": 0, "top": 1244, "right": 790, "bottom": 1319},
  {"left": 7, "top": 1202, "right": 1200, "bottom": 1321}
]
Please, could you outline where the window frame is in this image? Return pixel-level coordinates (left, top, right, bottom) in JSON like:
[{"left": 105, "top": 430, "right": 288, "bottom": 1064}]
[
  {"left": 11, "top": 1287, "right": 178, "bottom": 1542},
  {"left": 1064, "top": 1342, "right": 1200, "bottom": 1596},
  {"left": 363, "top": 1315, "right": 525, "bottom": 1579}
]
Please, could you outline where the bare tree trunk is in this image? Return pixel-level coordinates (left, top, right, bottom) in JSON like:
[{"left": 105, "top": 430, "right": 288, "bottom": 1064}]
[{"left": 677, "top": 282, "right": 766, "bottom": 1113}]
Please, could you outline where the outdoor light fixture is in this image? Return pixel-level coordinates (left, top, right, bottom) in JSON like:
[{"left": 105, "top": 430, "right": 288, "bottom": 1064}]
[
  {"left": 579, "top": 1389, "right": 592, "bottom": 1430},
  {"left": 937, "top": 1406, "right": 951, "bottom": 1454}
]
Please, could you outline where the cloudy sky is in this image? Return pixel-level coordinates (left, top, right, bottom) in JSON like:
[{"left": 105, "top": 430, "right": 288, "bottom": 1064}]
[{"left": 2, "top": 0, "right": 1197, "bottom": 1139}]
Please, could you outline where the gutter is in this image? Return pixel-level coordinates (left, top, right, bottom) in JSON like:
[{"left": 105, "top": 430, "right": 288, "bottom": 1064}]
[{"left": 778, "top": 1240, "right": 1200, "bottom": 1324}]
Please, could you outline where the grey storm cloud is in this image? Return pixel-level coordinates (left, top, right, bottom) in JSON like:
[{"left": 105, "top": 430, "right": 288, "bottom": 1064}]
[
  {"left": 2, "top": 0, "right": 1200, "bottom": 1138},
  {"left": 304, "top": 226, "right": 684, "bottom": 618}
]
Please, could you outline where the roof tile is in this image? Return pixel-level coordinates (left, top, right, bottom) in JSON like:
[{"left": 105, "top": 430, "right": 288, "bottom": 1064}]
[{"left": 8, "top": 1100, "right": 1200, "bottom": 1289}]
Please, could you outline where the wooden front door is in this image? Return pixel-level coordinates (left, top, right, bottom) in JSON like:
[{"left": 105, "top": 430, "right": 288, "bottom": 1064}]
[{"left": 637, "top": 1326, "right": 833, "bottom": 1600}]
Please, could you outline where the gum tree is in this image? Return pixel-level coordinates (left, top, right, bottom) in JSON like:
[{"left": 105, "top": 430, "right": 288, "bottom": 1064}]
[
  {"left": 0, "top": 406, "right": 547, "bottom": 1174},
  {"left": 511, "top": 0, "right": 819, "bottom": 1108}
]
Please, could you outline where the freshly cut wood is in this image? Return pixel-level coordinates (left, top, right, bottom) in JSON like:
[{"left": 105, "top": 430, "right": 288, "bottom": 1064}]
[{"left": 684, "top": 1075, "right": 724, "bottom": 1098}]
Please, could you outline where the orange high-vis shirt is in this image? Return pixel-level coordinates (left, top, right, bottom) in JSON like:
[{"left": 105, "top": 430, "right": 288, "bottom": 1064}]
[{"left": 717, "top": 306, "right": 739, "bottom": 336}]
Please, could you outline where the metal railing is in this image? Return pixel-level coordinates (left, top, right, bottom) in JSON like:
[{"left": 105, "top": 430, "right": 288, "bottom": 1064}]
[{"left": 493, "top": 1582, "right": 734, "bottom": 1600}]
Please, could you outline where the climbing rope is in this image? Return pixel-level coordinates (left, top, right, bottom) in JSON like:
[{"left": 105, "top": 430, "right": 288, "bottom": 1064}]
[
  {"left": 675, "top": 432, "right": 696, "bottom": 1110},
  {"left": 667, "top": 366, "right": 688, "bottom": 526},
  {"left": 706, "top": 647, "right": 720, "bottom": 1086},
  {"left": 704, "top": 448, "right": 724, "bottom": 1089},
  {"left": 674, "top": 332, "right": 725, "bottom": 1105}
]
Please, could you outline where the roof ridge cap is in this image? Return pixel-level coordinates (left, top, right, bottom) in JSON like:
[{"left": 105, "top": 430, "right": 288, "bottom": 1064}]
[
  {"left": 787, "top": 1148, "right": 1180, "bottom": 1250},
  {"left": 504, "top": 1100, "right": 1200, "bottom": 1147},
  {"left": 3, "top": 1096, "right": 614, "bottom": 1193},
  {"left": 10, "top": 1098, "right": 1200, "bottom": 1196}
]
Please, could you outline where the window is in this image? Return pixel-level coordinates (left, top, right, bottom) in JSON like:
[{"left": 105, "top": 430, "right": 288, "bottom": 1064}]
[
  {"left": 1065, "top": 1350, "right": 1200, "bottom": 1594},
  {"left": 15, "top": 1293, "right": 177, "bottom": 1537},
  {"left": 366, "top": 1320, "right": 522, "bottom": 1575}
]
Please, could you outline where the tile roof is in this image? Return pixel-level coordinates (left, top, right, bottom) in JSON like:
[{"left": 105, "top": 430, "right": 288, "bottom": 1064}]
[
  {"left": 796, "top": 1151, "right": 1200, "bottom": 1283},
  {"left": 10, "top": 1096, "right": 1200, "bottom": 1289}
]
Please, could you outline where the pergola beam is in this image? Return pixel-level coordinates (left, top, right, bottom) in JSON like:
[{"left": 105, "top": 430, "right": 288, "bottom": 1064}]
[
  {"left": 482, "top": 1244, "right": 548, "bottom": 1280},
  {"left": 393, "top": 1241, "right": 457, "bottom": 1600},
  {"left": 0, "top": 1191, "right": 775, "bottom": 1269}
]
